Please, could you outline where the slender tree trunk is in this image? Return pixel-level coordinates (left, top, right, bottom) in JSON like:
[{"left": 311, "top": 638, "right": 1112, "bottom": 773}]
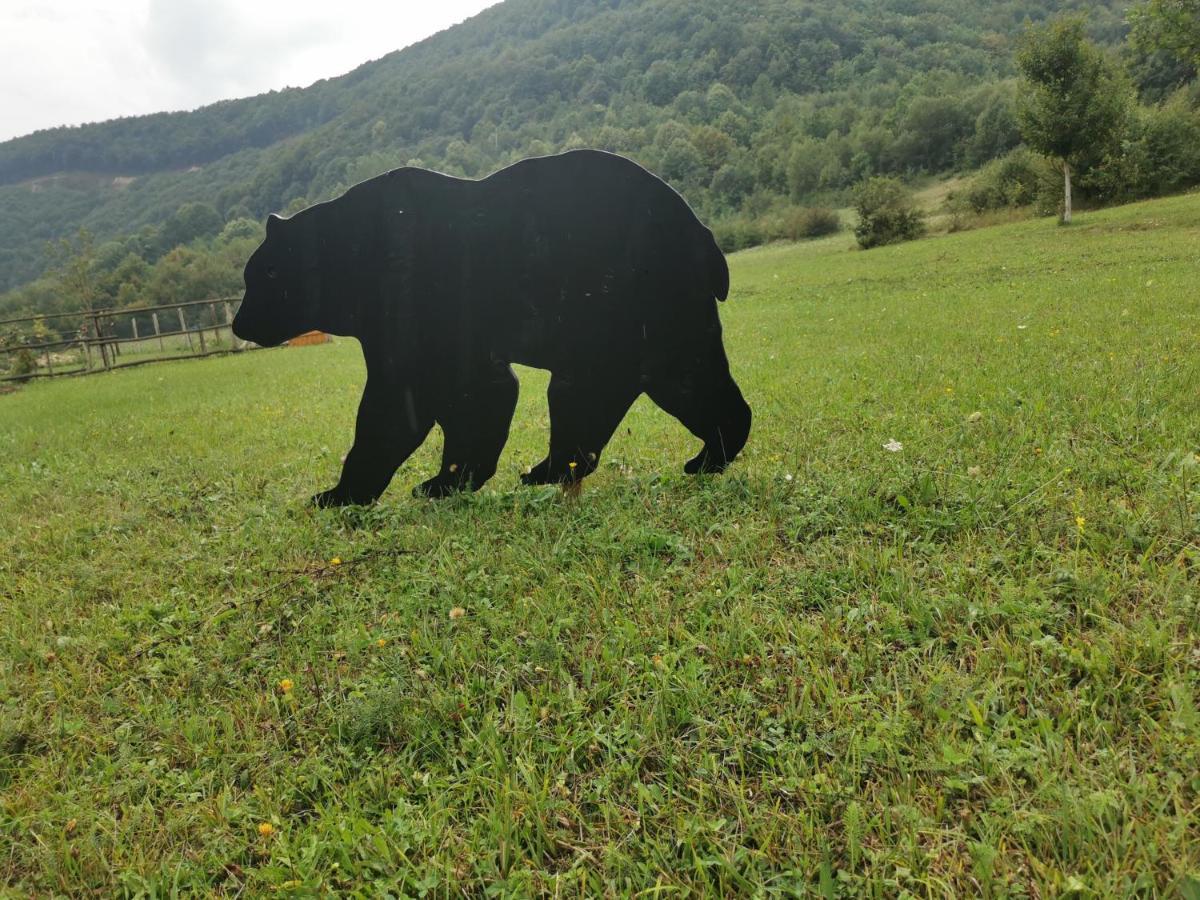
[{"left": 1062, "top": 159, "right": 1072, "bottom": 224}]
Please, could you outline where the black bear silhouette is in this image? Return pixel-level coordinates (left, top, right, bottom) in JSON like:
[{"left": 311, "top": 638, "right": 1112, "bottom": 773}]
[{"left": 233, "top": 150, "right": 751, "bottom": 505}]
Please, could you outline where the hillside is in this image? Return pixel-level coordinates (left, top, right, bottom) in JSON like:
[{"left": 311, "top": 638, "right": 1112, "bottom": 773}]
[
  {"left": 0, "top": 0, "right": 1134, "bottom": 294},
  {"left": 3, "top": 192, "right": 1198, "bottom": 893}
]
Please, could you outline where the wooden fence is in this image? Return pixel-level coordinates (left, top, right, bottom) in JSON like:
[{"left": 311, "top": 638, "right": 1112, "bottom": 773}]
[{"left": 0, "top": 297, "right": 252, "bottom": 382}]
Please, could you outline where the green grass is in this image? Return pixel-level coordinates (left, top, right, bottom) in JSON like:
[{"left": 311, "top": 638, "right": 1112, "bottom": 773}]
[{"left": 2, "top": 194, "right": 1199, "bottom": 896}]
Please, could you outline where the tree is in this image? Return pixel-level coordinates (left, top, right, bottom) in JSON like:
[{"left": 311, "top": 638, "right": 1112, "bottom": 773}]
[
  {"left": 157, "top": 202, "right": 223, "bottom": 254},
  {"left": 1015, "top": 17, "right": 1131, "bottom": 223},
  {"left": 1129, "top": 0, "right": 1200, "bottom": 69},
  {"left": 47, "top": 229, "right": 99, "bottom": 314},
  {"left": 965, "top": 84, "right": 1022, "bottom": 166}
]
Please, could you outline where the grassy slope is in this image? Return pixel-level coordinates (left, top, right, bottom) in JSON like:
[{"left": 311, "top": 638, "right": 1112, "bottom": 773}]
[{"left": 1, "top": 195, "right": 1198, "bottom": 895}]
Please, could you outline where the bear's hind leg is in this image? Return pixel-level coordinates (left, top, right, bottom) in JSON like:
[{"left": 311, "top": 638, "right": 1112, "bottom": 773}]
[
  {"left": 415, "top": 364, "right": 519, "bottom": 499},
  {"left": 646, "top": 343, "right": 751, "bottom": 475},
  {"left": 522, "top": 373, "right": 640, "bottom": 486},
  {"left": 314, "top": 378, "right": 434, "bottom": 507}
]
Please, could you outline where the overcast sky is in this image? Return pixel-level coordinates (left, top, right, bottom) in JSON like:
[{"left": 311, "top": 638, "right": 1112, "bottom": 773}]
[{"left": 0, "top": 1, "right": 501, "bottom": 143}]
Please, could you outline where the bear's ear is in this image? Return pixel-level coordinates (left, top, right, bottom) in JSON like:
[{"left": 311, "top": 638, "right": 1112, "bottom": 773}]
[{"left": 266, "top": 213, "right": 283, "bottom": 236}]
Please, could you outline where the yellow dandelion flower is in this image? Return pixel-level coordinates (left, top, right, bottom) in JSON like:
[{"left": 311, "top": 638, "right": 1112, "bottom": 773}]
[
  {"left": 278, "top": 678, "right": 294, "bottom": 693},
  {"left": 449, "top": 607, "right": 467, "bottom": 619},
  {"left": 568, "top": 461, "right": 578, "bottom": 470},
  {"left": 330, "top": 557, "right": 342, "bottom": 567},
  {"left": 257, "top": 822, "right": 274, "bottom": 838},
  {"left": 376, "top": 638, "right": 387, "bottom": 648}
]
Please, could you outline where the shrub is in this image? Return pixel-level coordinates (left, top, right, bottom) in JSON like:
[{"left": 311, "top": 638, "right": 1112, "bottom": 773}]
[
  {"left": 10, "top": 348, "right": 36, "bottom": 381},
  {"left": 712, "top": 217, "right": 768, "bottom": 253},
  {"left": 1138, "top": 94, "right": 1200, "bottom": 196},
  {"left": 955, "top": 147, "right": 1050, "bottom": 213},
  {"left": 852, "top": 177, "right": 925, "bottom": 249},
  {"left": 1084, "top": 91, "right": 1200, "bottom": 201},
  {"left": 782, "top": 206, "right": 841, "bottom": 240}
]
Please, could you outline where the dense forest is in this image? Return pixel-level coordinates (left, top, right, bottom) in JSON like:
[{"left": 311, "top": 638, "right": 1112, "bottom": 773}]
[{"left": 1, "top": 0, "right": 1196, "bottom": 319}]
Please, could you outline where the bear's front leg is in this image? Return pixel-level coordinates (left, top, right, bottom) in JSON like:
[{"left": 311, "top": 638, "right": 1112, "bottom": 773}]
[{"left": 313, "top": 378, "right": 433, "bottom": 507}]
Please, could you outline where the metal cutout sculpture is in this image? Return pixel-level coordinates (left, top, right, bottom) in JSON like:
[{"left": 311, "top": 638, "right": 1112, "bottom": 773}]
[{"left": 233, "top": 150, "right": 751, "bottom": 505}]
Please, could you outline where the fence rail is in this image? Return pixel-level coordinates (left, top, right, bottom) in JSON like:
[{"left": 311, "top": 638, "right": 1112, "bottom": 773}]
[{"left": 0, "top": 297, "right": 253, "bottom": 383}]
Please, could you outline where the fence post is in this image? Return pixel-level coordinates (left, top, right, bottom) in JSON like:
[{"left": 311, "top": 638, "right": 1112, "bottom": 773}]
[
  {"left": 177, "top": 307, "right": 195, "bottom": 353},
  {"left": 93, "top": 314, "right": 111, "bottom": 370},
  {"left": 152, "top": 312, "right": 164, "bottom": 352},
  {"left": 44, "top": 347, "right": 54, "bottom": 375},
  {"left": 82, "top": 326, "right": 93, "bottom": 371},
  {"left": 224, "top": 301, "right": 241, "bottom": 352},
  {"left": 131, "top": 316, "right": 140, "bottom": 345},
  {"left": 196, "top": 314, "right": 207, "bottom": 355}
]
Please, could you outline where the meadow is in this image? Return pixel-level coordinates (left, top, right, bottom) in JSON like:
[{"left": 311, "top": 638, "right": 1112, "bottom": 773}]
[{"left": 1, "top": 194, "right": 1198, "bottom": 896}]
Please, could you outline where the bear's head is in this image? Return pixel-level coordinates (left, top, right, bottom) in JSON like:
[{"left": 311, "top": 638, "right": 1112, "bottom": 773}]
[{"left": 233, "top": 213, "right": 325, "bottom": 347}]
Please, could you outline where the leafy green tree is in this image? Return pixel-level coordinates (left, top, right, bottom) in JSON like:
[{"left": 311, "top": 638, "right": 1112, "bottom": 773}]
[
  {"left": 48, "top": 229, "right": 99, "bottom": 314},
  {"left": 218, "top": 218, "right": 262, "bottom": 243},
  {"left": 158, "top": 202, "right": 223, "bottom": 254},
  {"left": 144, "top": 247, "right": 236, "bottom": 306},
  {"left": 786, "top": 139, "right": 826, "bottom": 200},
  {"left": 964, "top": 84, "right": 1023, "bottom": 166},
  {"left": 894, "top": 94, "right": 974, "bottom": 172},
  {"left": 99, "top": 252, "right": 150, "bottom": 308},
  {"left": 711, "top": 161, "right": 754, "bottom": 205},
  {"left": 1129, "top": 0, "right": 1200, "bottom": 68},
  {"left": 1015, "top": 17, "right": 1131, "bottom": 223},
  {"left": 690, "top": 126, "right": 735, "bottom": 171},
  {"left": 643, "top": 60, "right": 682, "bottom": 105}
]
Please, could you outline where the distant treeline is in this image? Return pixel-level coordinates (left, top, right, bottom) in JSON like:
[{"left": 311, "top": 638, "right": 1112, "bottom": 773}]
[{"left": 0, "top": 0, "right": 1196, "bottom": 315}]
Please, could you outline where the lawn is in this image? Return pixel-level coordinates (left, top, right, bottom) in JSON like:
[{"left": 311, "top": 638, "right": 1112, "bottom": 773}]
[{"left": 1, "top": 194, "right": 1198, "bottom": 896}]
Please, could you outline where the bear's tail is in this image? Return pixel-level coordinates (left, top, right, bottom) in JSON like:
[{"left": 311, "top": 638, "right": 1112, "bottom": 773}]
[{"left": 706, "top": 229, "right": 730, "bottom": 302}]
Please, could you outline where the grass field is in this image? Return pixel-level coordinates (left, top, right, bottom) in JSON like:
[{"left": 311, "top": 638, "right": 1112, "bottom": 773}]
[{"left": 2, "top": 194, "right": 1198, "bottom": 896}]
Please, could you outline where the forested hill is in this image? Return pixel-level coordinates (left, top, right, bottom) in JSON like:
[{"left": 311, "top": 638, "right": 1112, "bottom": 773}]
[{"left": 0, "top": 0, "right": 1133, "bottom": 294}]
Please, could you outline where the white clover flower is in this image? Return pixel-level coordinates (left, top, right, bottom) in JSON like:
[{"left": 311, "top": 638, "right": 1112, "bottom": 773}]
[{"left": 883, "top": 439, "right": 903, "bottom": 453}]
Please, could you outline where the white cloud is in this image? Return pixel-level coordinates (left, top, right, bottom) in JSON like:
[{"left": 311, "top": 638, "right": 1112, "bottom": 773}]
[{"left": 0, "top": 0, "right": 500, "bottom": 142}]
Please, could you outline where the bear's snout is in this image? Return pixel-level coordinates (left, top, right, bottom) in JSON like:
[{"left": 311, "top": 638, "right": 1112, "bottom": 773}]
[{"left": 231, "top": 302, "right": 279, "bottom": 346}]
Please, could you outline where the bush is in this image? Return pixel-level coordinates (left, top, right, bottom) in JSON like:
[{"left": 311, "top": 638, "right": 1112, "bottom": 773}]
[
  {"left": 712, "top": 217, "right": 768, "bottom": 253},
  {"left": 954, "top": 147, "right": 1051, "bottom": 213},
  {"left": 712, "top": 205, "right": 841, "bottom": 253},
  {"left": 1138, "top": 94, "right": 1200, "bottom": 196},
  {"left": 781, "top": 206, "right": 841, "bottom": 240},
  {"left": 9, "top": 348, "right": 36, "bottom": 381},
  {"left": 1083, "top": 91, "right": 1200, "bottom": 201},
  {"left": 852, "top": 177, "right": 925, "bottom": 249}
]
